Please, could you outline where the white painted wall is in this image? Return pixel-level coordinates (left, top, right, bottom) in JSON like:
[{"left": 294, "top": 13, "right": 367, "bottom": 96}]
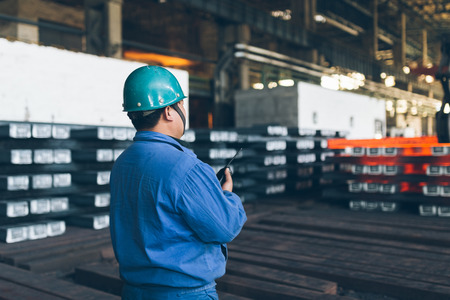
[
  {"left": 0, "top": 38, "right": 189, "bottom": 127},
  {"left": 297, "top": 82, "right": 386, "bottom": 139}
]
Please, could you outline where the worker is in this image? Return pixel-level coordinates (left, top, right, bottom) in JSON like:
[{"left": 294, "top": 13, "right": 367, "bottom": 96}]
[{"left": 109, "top": 66, "right": 247, "bottom": 300}]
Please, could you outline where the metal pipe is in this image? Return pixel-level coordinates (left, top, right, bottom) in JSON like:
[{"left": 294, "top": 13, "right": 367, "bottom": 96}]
[
  {"left": 234, "top": 51, "right": 325, "bottom": 78},
  {"left": 235, "top": 44, "right": 328, "bottom": 72}
]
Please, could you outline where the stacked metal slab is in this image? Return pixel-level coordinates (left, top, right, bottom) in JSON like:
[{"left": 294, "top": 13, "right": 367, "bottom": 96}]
[
  {"left": 183, "top": 125, "right": 340, "bottom": 203},
  {"left": 1, "top": 121, "right": 339, "bottom": 243},
  {"left": 233, "top": 125, "right": 291, "bottom": 202},
  {"left": 0, "top": 122, "right": 134, "bottom": 243},
  {"left": 66, "top": 126, "right": 133, "bottom": 231},
  {"left": 181, "top": 128, "right": 251, "bottom": 199},
  {"left": 286, "top": 128, "right": 337, "bottom": 196},
  {"left": 417, "top": 146, "right": 450, "bottom": 217},
  {"left": 322, "top": 143, "right": 450, "bottom": 217}
]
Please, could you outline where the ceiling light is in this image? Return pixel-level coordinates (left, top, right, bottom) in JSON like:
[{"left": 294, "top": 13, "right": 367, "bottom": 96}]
[
  {"left": 384, "top": 76, "right": 395, "bottom": 87},
  {"left": 320, "top": 76, "right": 339, "bottom": 90},
  {"left": 380, "top": 72, "right": 387, "bottom": 79},
  {"left": 425, "top": 75, "right": 434, "bottom": 83},
  {"left": 252, "top": 83, "right": 264, "bottom": 90},
  {"left": 271, "top": 10, "right": 292, "bottom": 21},
  {"left": 396, "top": 99, "right": 408, "bottom": 114},
  {"left": 402, "top": 66, "right": 410, "bottom": 74},
  {"left": 268, "top": 82, "right": 278, "bottom": 89},
  {"left": 339, "top": 75, "right": 358, "bottom": 90},
  {"left": 314, "top": 14, "right": 326, "bottom": 23},
  {"left": 445, "top": 103, "right": 450, "bottom": 114},
  {"left": 278, "top": 79, "right": 295, "bottom": 87},
  {"left": 386, "top": 100, "right": 393, "bottom": 112},
  {"left": 321, "top": 74, "right": 364, "bottom": 91},
  {"left": 350, "top": 72, "right": 365, "bottom": 81}
]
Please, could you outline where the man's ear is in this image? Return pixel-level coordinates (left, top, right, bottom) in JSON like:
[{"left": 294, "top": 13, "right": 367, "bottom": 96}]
[{"left": 163, "top": 106, "right": 175, "bottom": 121}]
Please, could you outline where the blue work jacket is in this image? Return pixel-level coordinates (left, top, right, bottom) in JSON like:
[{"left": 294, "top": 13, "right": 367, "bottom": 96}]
[{"left": 110, "top": 131, "right": 247, "bottom": 288}]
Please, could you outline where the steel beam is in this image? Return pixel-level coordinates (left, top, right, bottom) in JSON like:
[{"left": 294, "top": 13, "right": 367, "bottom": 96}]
[{"left": 174, "top": 0, "right": 310, "bottom": 48}]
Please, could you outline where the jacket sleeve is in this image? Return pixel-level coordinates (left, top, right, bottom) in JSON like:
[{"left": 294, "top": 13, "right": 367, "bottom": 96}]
[{"left": 177, "top": 162, "right": 247, "bottom": 244}]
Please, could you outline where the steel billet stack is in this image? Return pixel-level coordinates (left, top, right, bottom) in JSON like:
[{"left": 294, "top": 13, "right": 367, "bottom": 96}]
[
  {"left": 0, "top": 121, "right": 134, "bottom": 243},
  {"left": 181, "top": 128, "right": 247, "bottom": 198},
  {"left": 230, "top": 125, "right": 291, "bottom": 201},
  {"left": 67, "top": 126, "right": 133, "bottom": 230},
  {"left": 182, "top": 128, "right": 241, "bottom": 171},
  {"left": 0, "top": 122, "right": 70, "bottom": 244},
  {"left": 0, "top": 121, "right": 342, "bottom": 244},
  {"left": 183, "top": 125, "right": 341, "bottom": 202},
  {"left": 286, "top": 128, "right": 341, "bottom": 196},
  {"left": 322, "top": 136, "right": 450, "bottom": 216}
]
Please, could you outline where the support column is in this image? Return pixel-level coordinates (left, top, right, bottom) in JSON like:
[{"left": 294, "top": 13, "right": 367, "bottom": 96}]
[
  {"left": 422, "top": 29, "right": 428, "bottom": 65},
  {"left": 238, "top": 24, "right": 251, "bottom": 91},
  {"left": 363, "top": 0, "right": 378, "bottom": 60},
  {"left": 290, "top": 0, "right": 318, "bottom": 64},
  {"left": 428, "top": 115, "right": 434, "bottom": 136},
  {"left": 106, "top": 0, "right": 122, "bottom": 58},
  {"left": 393, "top": 12, "right": 406, "bottom": 67},
  {"left": 85, "top": 0, "right": 122, "bottom": 58},
  {"left": 434, "top": 39, "right": 442, "bottom": 69},
  {"left": 371, "top": 0, "right": 378, "bottom": 60},
  {"left": 290, "top": 0, "right": 315, "bottom": 31},
  {"left": 407, "top": 82, "right": 413, "bottom": 92},
  {"left": 14, "top": 0, "right": 39, "bottom": 43},
  {"left": 213, "top": 23, "right": 252, "bottom": 127}
]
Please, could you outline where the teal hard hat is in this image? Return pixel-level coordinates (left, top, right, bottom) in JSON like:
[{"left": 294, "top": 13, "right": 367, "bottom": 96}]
[{"left": 123, "top": 66, "right": 186, "bottom": 112}]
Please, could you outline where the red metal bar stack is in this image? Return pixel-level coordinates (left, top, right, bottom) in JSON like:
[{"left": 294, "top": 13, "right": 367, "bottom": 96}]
[{"left": 323, "top": 136, "right": 450, "bottom": 216}]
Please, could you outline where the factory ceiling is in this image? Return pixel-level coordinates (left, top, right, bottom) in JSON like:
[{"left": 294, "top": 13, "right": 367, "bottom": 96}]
[
  {"left": 41, "top": 0, "right": 450, "bottom": 103},
  {"left": 243, "top": 0, "right": 450, "bottom": 64},
  {"left": 48, "top": 0, "right": 450, "bottom": 67}
]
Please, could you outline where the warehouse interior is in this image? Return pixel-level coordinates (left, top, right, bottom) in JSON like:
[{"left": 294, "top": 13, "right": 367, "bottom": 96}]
[
  {"left": 1, "top": 0, "right": 450, "bottom": 299},
  {"left": 1, "top": 0, "right": 449, "bottom": 133}
]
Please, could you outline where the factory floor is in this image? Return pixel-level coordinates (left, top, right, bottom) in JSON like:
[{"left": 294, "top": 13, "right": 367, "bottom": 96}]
[{"left": 1, "top": 195, "right": 450, "bottom": 300}]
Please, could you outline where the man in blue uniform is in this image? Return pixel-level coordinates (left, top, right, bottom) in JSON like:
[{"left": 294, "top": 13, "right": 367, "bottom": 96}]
[{"left": 110, "top": 66, "right": 247, "bottom": 300}]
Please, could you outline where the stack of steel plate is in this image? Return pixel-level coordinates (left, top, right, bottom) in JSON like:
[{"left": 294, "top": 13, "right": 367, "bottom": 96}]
[
  {"left": 1, "top": 121, "right": 341, "bottom": 243},
  {"left": 181, "top": 128, "right": 248, "bottom": 198},
  {"left": 0, "top": 122, "right": 71, "bottom": 243},
  {"left": 286, "top": 128, "right": 339, "bottom": 195},
  {"left": 322, "top": 136, "right": 450, "bottom": 216},
  {"left": 0, "top": 121, "right": 134, "bottom": 243},
  {"left": 182, "top": 126, "right": 342, "bottom": 203},
  {"left": 232, "top": 125, "right": 290, "bottom": 202},
  {"left": 66, "top": 126, "right": 133, "bottom": 230}
]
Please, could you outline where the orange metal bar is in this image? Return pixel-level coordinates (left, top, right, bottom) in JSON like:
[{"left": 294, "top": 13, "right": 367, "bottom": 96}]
[{"left": 328, "top": 136, "right": 440, "bottom": 149}]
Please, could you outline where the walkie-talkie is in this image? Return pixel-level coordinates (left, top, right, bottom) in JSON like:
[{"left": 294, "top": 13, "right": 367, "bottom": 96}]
[{"left": 216, "top": 148, "right": 242, "bottom": 185}]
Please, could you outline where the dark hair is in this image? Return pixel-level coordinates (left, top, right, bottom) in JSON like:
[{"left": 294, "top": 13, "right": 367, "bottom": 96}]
[{"left": 127, "top": 108, "right": 165, "bottom": 130}]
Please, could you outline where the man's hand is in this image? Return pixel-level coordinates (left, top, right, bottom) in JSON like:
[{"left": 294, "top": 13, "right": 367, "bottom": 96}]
[{"left": 221, "top": 168, "right": 233, "bottom": 192}]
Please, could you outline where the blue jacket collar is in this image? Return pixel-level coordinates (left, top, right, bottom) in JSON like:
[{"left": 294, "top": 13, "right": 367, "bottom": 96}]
[{"left": 133, "top": 131, "right": 195, "bottom": 157}]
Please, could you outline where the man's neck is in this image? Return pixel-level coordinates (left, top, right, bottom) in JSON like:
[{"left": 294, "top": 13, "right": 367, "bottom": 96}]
[{"left": 138, "top": 125, "right": 181, "bottom": 139}]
